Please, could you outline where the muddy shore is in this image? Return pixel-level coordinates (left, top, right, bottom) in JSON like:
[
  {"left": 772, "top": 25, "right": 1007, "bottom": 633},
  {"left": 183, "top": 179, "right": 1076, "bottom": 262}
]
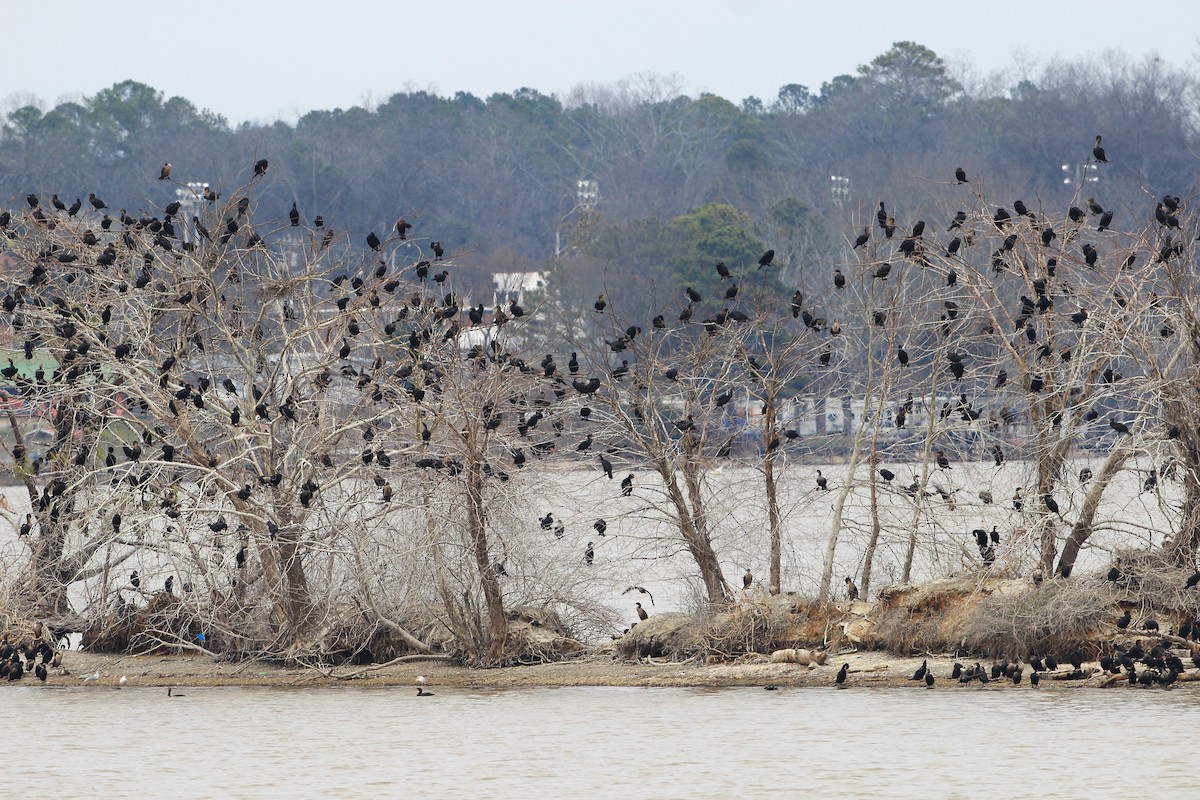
[{"left": 17, "top": 647, "right": 1196, "bottom": 691}]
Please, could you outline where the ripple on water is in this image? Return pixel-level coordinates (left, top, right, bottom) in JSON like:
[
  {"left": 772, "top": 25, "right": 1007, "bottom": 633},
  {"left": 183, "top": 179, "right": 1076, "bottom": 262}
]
[{"left": 3, "top": 685, "right": 1197, "bottom": 799}]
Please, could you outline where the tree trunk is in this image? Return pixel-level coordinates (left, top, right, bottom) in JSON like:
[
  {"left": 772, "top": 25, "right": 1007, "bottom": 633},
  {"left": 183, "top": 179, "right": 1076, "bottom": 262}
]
[
  {"left": 466, "top": 456, "right": 507, "bottom": 662},
  {"left": 762, "top": 394, "right": 782, "bottom": 595},
  {"left": 1056, "top": 449, "right": 1130, "bottom": 577}
]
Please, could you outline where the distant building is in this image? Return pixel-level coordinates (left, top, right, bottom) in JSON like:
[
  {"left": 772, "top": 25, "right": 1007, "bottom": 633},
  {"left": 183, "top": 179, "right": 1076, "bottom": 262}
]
[{"left": 492, "top": 271, "right": 546, "bottom": 306}]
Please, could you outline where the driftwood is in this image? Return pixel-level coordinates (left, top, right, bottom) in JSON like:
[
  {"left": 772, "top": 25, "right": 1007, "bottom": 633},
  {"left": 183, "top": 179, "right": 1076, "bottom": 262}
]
[{"left": 769, "top": 647, "right": 828, "bottom": 666}]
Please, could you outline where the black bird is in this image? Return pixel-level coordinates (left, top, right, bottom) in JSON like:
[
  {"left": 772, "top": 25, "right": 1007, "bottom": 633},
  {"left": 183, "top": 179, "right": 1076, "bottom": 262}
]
[
  {"left": 366, "top": 232, "right": 381, "bottom": 251},
  {"left": 716, "top": 261, "right": 731, "bottom": 279},
  {"left": 845, "top": 576, "right": 859, "bottom": 600},
  {"left": 912, "top": 659, "right": 928, "bottom": 681},
  {"left": 254, "top": 158, "right": 269, "bottom": 176},
  {"left": 815, "top": 470, "right": 828, "bottom": 490},
  {"left": 584, "top": 542, "right": 594, "bottom": 566},
  {"left": 599, "top": 454, "right": 613, "bottom": 479},
  {"left": 835, "top": 663, "right": 849, "bottom": 685},
  {"left": 1116, "top": 609, "right": 1131, "bottom": 629},
  {"left": 636, "top": 602, "right": 649, "bottom": 621},
  {"left": 936, "top": 451, "right": 951, "bottom": 470},
  {"left": 873, "top": 263, "right": 891, "bottom": 280},
  {"left": 853, "top": 227, "right": 869, "bottom": 249},
  {"left": 955, "top": 167, "right": 968, "bottom": 184},
  {"left": 879, "top": 468, "right": 895, "bottom": 482},
  {"left": 289, "top": 201, "right": 300, "bottom": 226},
  {"left": 1184, "top": 571, "right": 1200, "bottom": 589},
  {"left": 131, "top": 570, "right": 141, "bottom": 589},
  {"left": 833, "top": 269, "right": 845, "bottom": 290},
  {"left": 1043, "top": 494, "right": 1060, "bottom": 514},
  {"left": 621, "top": 474, "right": 634, "bottom": 496},
  {"left": 1092, "top": 135, "right": 1107, "bottom": 163},
  {"left": 757, "top": 249, "right": 775, "bottom": 269}
]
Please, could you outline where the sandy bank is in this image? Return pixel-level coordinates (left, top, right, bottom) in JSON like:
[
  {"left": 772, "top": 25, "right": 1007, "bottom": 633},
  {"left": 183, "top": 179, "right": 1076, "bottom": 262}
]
[{"left": 15, "top": 648, "right": 1197, "bottom": 692}]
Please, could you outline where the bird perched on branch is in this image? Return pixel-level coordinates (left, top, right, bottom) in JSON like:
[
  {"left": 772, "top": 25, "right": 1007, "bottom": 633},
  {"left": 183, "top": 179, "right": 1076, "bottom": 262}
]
[{"left": 158, "top": 162, "right": 172, "bottom": 180}]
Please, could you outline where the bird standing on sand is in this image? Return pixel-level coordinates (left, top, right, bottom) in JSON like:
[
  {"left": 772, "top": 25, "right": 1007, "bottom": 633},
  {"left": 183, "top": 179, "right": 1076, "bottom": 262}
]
[{"left": 835, "top": 664, "right": 849, "bottom": 686}]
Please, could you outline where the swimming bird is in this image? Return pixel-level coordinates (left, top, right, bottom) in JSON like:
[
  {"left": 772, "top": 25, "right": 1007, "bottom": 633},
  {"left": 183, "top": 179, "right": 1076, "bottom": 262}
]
[
  {"left": 167, "top": 687, "right": 185, "bottom": 697},
  {"left": 416, "top": 676, "right": 434, "bottom": 696}
]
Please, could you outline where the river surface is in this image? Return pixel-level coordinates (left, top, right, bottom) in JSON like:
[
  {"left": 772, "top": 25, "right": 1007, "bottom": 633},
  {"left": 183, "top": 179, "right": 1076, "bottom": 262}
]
[{"left": 5, "top": 685, "right": 1194, "bottom": 798}]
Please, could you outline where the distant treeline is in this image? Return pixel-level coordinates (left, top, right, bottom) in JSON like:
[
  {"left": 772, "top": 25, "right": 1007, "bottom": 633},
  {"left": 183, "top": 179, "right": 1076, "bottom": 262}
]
[{"left": 2, "top": 42, "right": 1196, "bottom": 299}]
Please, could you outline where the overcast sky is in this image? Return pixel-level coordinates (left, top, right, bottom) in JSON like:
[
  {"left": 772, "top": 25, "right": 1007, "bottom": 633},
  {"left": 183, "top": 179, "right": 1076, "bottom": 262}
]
[{"left": 4, "top": 1, "right": 1196, "bottom": 124}]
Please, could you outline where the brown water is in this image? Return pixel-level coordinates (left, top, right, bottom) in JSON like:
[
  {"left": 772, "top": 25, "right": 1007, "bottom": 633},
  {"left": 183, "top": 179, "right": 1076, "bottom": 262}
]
[{"left": 5, "top": 685, "right": 1195, "bottom": 798}]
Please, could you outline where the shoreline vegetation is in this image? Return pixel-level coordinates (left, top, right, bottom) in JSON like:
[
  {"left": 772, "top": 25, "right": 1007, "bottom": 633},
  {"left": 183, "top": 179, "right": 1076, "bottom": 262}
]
[{"left": 8, "top": 566, "right": 1200, "bottom": 691}]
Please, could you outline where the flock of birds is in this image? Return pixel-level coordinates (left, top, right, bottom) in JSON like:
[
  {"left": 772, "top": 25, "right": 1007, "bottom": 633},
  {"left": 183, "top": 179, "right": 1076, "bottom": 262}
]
[
  {"left": 3, "top": 134, "right": 1198, "bottom": 677},
  {"left": 0, "top": 637, "right": 56, "bottom": 682},
  {"left": 827, "top": 617, "right": 1200, "bottom": 689}
]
